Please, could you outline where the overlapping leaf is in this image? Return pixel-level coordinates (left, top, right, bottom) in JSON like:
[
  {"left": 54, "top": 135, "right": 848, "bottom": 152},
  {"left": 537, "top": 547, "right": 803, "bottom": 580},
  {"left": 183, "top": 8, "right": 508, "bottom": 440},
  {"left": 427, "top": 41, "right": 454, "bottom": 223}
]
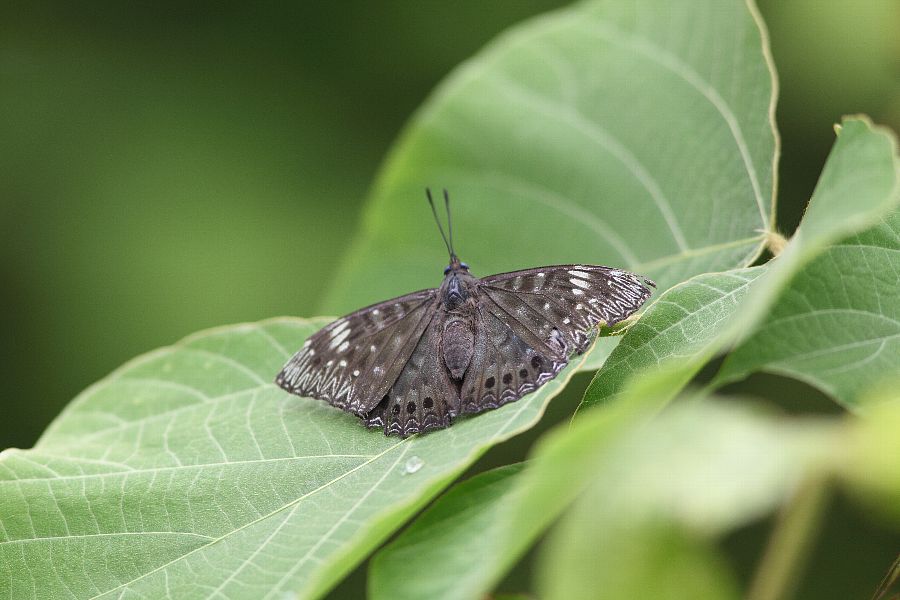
[
  {"left": 717, "top": 211, "right": 900, "bottom": 409},
  {"left": 537, "top": 400, "right": 840, "bottom": 600},
  {"left": 581, "top": 116, "right": 900, "bottom": 411}
]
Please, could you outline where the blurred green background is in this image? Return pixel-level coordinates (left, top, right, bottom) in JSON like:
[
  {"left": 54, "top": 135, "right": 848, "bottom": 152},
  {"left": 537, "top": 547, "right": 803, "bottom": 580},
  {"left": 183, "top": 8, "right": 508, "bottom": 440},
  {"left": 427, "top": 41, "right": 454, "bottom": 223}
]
[{"left": 1, "top": 0, "right": 898, "bottom": 454}]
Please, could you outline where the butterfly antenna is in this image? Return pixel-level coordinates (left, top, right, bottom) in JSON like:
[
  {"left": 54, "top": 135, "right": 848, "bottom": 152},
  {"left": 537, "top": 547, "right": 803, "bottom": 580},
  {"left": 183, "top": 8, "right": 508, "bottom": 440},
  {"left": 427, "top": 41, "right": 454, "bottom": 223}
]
[
  {"left": 426, "top": 187, "right": 453, "bottom": 259},
  {"left": 443, "top": 189, "right": 456, "bottom": 258}
]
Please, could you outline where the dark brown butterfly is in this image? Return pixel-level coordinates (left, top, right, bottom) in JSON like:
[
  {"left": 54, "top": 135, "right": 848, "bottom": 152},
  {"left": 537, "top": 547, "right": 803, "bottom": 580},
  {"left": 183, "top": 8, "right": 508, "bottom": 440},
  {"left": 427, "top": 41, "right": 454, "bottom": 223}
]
[{"left": 276, "top": 190, "right": 654, "bottom": 437}]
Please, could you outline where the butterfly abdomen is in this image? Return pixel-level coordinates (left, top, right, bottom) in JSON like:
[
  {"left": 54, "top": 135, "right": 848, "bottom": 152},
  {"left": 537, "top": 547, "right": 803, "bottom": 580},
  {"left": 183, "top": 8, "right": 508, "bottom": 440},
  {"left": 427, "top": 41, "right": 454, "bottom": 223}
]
[{"left": 442, "top": 316, "right": 474, "bottom": 380}]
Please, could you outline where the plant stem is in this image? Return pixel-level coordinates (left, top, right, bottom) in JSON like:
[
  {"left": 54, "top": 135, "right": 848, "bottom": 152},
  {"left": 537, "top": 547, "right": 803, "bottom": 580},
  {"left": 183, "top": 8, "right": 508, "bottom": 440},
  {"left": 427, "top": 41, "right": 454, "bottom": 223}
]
[
  {"left": 746, "top": 476, "right": 829, "bottom": 600},
  {"left": 765, "top": 230, "right": 788, "bottom": 256}
]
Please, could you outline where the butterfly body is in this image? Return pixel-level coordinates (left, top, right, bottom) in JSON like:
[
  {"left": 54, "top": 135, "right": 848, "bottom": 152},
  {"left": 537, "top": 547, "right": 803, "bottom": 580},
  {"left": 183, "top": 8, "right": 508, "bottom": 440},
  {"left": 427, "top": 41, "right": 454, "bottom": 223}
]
[
  {"left": 439, "top": 260, "right": 478, "bottom": 380},
  {"left": 275, "top": 191, "right": 655, "bottom": 437}
]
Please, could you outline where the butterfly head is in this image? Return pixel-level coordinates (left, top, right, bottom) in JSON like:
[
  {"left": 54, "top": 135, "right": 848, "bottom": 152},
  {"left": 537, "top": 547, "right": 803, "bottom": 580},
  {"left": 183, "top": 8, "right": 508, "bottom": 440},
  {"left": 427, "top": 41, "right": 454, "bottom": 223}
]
[{"left": 443, "top": 258, "right": 469, "bottom": 275}]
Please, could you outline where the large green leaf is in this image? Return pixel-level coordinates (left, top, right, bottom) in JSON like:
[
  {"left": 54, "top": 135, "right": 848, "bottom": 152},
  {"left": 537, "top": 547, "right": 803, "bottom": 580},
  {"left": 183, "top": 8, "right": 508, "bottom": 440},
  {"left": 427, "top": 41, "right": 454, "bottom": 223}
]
[
  {"left": 323, "top": 0, "right": 777, "bottom": 318},
  {"left": 0, "top": 318, "right": 590, "bottom": 599},
  {"left": 580, "top": 116, "right": 900, "bottom": 411},
  {"left": 716, "top": 211, "right": 900, "bottom": 410}
]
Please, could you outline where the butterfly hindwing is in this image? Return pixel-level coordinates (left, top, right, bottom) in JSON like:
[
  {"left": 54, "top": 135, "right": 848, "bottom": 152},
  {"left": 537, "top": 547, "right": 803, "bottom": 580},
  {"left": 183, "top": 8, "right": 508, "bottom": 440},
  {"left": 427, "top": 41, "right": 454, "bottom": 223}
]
[
  {"left": 276, "top": 289, "right": 438, "bottom": 415},
  {"left": 364, "top": 316, "right": 459, "bottom": 437},
  {"left": 460, "top": 307, "right": 567, "bottom": 414}
]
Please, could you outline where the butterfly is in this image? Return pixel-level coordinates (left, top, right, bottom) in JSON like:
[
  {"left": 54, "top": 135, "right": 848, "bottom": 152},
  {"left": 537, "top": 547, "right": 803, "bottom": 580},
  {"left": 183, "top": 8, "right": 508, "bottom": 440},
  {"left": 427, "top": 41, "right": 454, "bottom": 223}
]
[{"left": 276, "top": 190, "right": 655, "bottom": 437}]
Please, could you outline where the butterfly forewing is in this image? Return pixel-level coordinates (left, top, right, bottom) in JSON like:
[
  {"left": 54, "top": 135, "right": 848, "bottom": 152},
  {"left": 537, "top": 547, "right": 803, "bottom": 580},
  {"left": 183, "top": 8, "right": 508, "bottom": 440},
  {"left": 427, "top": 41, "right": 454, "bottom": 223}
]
[
  {"left": 457, "top": 265, "right": 653, "bottom": 414},
  {"left": 479, "top": 265, "right": 654, "bottom": 354},
  {"left": 276, "top": 289, "right": 438, "bottom": 415}
]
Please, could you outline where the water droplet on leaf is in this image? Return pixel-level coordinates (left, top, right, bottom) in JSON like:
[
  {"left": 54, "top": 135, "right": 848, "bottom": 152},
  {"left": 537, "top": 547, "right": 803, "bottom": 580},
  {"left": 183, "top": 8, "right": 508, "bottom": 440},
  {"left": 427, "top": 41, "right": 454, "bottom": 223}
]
[{"left": 404, "top": 456, "right": 424, "bottom": 474}]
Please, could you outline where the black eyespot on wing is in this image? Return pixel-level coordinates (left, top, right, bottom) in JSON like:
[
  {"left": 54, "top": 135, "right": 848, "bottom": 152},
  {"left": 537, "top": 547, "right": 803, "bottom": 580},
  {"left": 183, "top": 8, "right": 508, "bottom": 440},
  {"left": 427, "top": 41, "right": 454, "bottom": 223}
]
[
  {"left": 485, "top": 376, "right": 495, "bottom": 388},
  {"left": 519, "top": 368, "right": 529, "bottom": 378},
  {"left": 502, "top": 373, "right": 513, "bottom": 384},
  {"left": 531, "top": 355, "right": 543, "bottom": 369},
  {"left": 366, "top": 316, "right": 457, "bottom": 437}
]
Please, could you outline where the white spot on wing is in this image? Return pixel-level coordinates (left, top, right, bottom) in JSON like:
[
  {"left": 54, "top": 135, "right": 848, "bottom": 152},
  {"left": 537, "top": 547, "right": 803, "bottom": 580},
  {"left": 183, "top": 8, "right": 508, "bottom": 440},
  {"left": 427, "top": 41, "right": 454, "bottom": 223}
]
[
  {"left": 352, "top": 369, "right": 360, "bottom": 377},
  {"left": 572, "top": 288, "right": 584, "bottom": 296},
  {"left": 339, "top": 359, "right": 347, "bottom": 367},
  {"left": 370, "top": 345, "right": 377, "bottom": 353},
  {"left": 570, "top": 278, "right": 591, "bottom": 289},
  {"left": 329, "top": 328, "right": 350, "bottom": 349},
  {"left": 331, "top": 320, "right": 349, "bottom": 336},
  {"left": 337, "top": 342, "right": 349, "bottom": 353},
  {"left": 568, "top": 270, "right": 590, "bottom": 278}
]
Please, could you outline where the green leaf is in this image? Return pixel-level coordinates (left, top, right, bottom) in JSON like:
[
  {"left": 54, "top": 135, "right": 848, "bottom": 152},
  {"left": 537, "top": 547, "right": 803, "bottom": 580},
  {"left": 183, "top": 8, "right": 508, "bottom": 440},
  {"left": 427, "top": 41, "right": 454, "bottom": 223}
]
[
  {"left": 537, "top": 400, "right": 839, "bottom": 600},
  {"left": 0, "top": 319, "right": 590, "bottom": 600},
  {"left": 581, "top": 116, "right": 900, "bottom": 411},
  {"left": 323, "top": 0, "right": 777, "bottom": 319},
  {"left": 715, "top": 212, "right": 900, "bottom": 410},
  {"left": 581, "top": 265, "right": 767, "bottom": 407},
  {"left": 842, "top": 392, "right": 900, "bottom": 524}
]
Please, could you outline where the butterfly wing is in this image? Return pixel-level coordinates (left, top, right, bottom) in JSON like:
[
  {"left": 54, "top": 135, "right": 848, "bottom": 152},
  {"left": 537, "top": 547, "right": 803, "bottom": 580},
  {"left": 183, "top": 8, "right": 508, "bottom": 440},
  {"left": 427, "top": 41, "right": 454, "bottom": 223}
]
[
  {"left": 363, "top": 315, "right": 459, "bottom": 437},
  {"left": 460, "top": 307, "right": 568, "bottom": 414},
  {"left": 479, "top": 265, "right": 655, "bottom": 355},
  {"left": 276, "top": 289, "right": 439, "bottom": 416},
  {"left": 460, "top": 265, "right": 654, "bottom": 413}
]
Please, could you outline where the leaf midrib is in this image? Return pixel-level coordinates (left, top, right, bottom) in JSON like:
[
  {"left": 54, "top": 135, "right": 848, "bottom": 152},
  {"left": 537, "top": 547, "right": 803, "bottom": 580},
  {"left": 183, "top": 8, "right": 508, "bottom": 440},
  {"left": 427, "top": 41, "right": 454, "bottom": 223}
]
[{"left": 0, "top": 453, "right": 377, "bottom": 486}]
